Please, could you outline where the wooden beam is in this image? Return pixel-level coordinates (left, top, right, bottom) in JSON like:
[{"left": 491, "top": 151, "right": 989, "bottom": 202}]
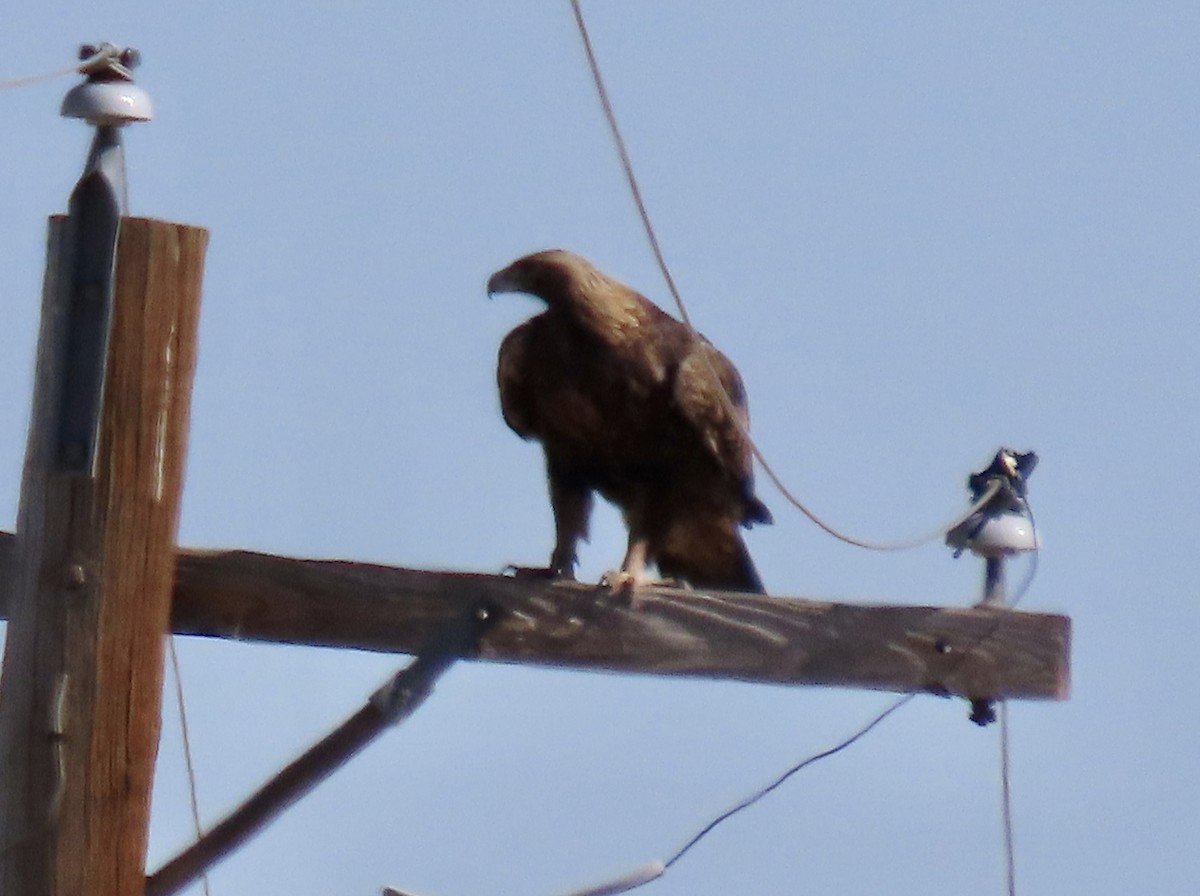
[
  {"left": 2, "top": 532, "right": 1070, "bottom": 700},
  {"left": 171, "top": 549, "right": 1070, "bottom": 700},
  {"left": 0, "top": 218, "right": 207, "bottom": 896}
]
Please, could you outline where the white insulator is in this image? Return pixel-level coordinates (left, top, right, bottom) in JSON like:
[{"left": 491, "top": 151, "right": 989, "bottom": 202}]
[{"left": 61, "top": 79, "right": 152, "bottom": 126}]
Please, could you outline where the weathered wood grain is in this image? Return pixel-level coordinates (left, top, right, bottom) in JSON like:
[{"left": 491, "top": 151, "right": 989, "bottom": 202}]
[
  {"left": 2, "top": 530, "right": 1072, "bottom": 701},
  {"left": 0, "top": 218, "right": 207, "bottom": 896},
  {"left": 172, "top": 549, "right": 1071, "bottom": 700}
]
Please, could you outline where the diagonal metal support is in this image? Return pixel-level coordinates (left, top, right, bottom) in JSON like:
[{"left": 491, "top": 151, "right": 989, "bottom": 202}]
[{"left": 144, "top": 604, "right": 498, "bottom": 896}]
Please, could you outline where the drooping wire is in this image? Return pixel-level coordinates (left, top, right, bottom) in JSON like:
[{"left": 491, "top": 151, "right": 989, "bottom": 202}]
[
  {"left": 567, "top": 0, "right": 1001, "bottom": 552},
  {"left": 663, "top": 693, "right": 915, "bottom": 871},
  {"left": 0, "top": 47, "right": 113, "bottom": 91},
  {"left": 566, "top": 0, "right": 689, "bottom": 329},
  {"left": 167, "top": 636, "right": 212, "bottom": 896},
  {"left": 1006, "top": 499, "right": 1041, "bottom": 607},
  {"left": 994, "top": 498, "right": 1038, "bottom": 896},
  {"left": 557, "top": 509, "right": 1042, "bottom": 895},
  {"left": 1000, "top": 700, "right": 1016, "bottom": 896},
  {"left": 563, "top": 8, "right": 1038, "bottom": 895},
  {"left": 558, "top": 693, "right": 916, "bottom": 896}
]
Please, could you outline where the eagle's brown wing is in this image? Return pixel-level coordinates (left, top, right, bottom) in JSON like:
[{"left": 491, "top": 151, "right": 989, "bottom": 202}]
[
  {"left": 497, "top": 318, "right": 538, "bottom": 439},
  {"left": 672, "top": 337, "right": 771, "bottom": 526},
  {"left": 497, "top": 315, "right": 596, "bottom": 578},
  {"left": 655, "top": 516, "right": 765, "bottom": 593}
]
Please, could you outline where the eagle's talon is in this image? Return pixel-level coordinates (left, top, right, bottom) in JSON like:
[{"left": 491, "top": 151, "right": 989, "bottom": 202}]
[
  {"left": 597, "top": 570, "right": 644, "bottom": 609},
  {"left": 600, "top": 569, "right": 638, "bottom": 591},
  {"left": 600, "top": 571, "right": 690, "bottom": 592}
]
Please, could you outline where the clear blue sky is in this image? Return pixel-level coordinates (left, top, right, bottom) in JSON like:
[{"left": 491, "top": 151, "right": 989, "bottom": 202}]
[{"left": 2, "top": 3, "right": 1197, "bottom": 894}]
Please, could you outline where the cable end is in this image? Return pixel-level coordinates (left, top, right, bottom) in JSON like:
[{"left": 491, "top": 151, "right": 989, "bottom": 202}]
[{"left": 563, "top": 860, "right": 666, "bottom": 896}]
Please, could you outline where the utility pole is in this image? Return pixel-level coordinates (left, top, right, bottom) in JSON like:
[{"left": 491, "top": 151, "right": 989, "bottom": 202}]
[
  {"left": 0, "top": 42, "right": 1070, "bottom": 896},
  {"left": 0, "top": 46, "right": 208, "bottom": 896}
]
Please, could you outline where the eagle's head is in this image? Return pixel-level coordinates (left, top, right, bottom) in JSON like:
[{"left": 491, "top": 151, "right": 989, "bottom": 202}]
[
  {"left": 488, "top": 249, "right": 654, "bottom": 339},
  {"left": 486, "top": 249, "right": 608, "bottom": 306}
]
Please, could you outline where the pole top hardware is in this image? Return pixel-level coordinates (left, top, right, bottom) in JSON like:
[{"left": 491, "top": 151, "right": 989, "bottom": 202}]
[
  {"left": 61, "top": 43, "right": 152, "bottom": 126},
  {"left": 946, "top": 449, "right": 1039, "bottom": 560}
]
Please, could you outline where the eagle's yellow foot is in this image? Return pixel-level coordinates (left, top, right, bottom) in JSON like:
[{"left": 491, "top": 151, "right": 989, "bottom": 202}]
[
  {"left": 605, "top": 536, "right": 654, "bottom": 595},
  {"left": 600, "top": 569, "right": 641, "bottom": 591},
  {"left": 599, "top": 570, "right": 690, "bottom": 596},
  {"left": 596, "top": 569, "right": 642, "bottom": 608}
]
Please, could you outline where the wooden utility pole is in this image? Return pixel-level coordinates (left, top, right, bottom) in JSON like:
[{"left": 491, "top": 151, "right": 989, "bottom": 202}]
[
  {"left": 0, "top": 41, "right": 1070, "bottom": 896},
  {"left": 0, "top": 214, "right": 207, "bottom": 895}
]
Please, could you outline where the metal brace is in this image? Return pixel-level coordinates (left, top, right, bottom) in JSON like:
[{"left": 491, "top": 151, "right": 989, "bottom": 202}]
[{"left": 53, "top": 44, "right": 151, "bottom": 474}]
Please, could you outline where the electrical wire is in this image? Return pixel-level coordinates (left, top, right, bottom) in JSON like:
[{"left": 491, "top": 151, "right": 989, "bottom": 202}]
[
  {"left": 559, "top": 499, "right": 1041, "bottom": 896},
  {"left": 1000, "top": 700, "right": 1016, "bottom": 896},
  {"left": 567, "top": 14, "right": 1043, "bottom": 891},
  {"left": 567, "top": 0, "right": 1000, "bottom": 552},
  {"left": 1006, "top": 500, "right": 1041, "bottom": 607},
  {"left": 996, "top": 500, "right": 1038, "bottom": 896},
  {"left": 167, "top": 636, "right": 212, "bottom": 896},
  {"left": 558, "top": 693, "right": 916, "bottom": 896},
  {"left": 664, "top": 693, "right": 915, "bottom": 870},
  {"left": 0, "top": 47, "right": 113, "bottom": 91}
]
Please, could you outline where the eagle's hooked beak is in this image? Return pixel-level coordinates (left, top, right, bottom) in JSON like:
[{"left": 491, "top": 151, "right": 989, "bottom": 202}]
[{"left": 486, "top": 267, "right": 518, "bottom": 299}]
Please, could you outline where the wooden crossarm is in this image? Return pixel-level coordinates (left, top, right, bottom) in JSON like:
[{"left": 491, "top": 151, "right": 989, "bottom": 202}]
[{"left": 0, "top": 532, "right": 1070, "bottom": 700}]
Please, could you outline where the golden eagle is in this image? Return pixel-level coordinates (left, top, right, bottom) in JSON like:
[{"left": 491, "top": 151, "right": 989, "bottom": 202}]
[{"left": 488, "top": 249, "right": 771, "bottom": 592}]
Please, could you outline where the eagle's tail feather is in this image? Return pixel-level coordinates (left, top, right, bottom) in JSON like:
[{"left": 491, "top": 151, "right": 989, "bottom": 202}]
[
  {"left": 656, "top": 524, "right": 765, "bottom": 594},
  {"left": 743, "top": 495, "right": 773, "bottom": 527}
]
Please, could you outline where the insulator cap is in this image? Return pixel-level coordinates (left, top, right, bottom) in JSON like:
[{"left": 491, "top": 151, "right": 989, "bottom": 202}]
[{"left": 61, "top": 79, "right": 152, "bottom": 125}]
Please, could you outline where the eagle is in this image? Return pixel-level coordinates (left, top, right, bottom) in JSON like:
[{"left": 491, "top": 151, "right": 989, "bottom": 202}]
[{"left": 488, "top": 249, "right": 771, "bottom": 593}]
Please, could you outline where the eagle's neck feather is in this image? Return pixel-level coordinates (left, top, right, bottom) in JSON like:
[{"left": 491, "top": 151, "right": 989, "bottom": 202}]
[{"left": 560, "top": 272, "right": 653, "bottom": 344}]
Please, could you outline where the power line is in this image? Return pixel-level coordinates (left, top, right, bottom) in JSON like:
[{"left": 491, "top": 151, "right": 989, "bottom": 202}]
[
  {"left": 1000, "top": 701, "right": 1017, "bottom": 896},
  {"left": 167, "top": 637, "right": 212, "bottom": 896},
  {"left": 663, "top": 693, "right": 915, "bottom": 871},
  {"left": 0, "top": 47, "right": 114, "bottom": 91},
  {"left": 565, "top": 16, "right": 1040, "bottom": 893},
  {"left": 566, "top": 0, "right": 1001, "bottom": 552},
  {"left": 559, "top": 694, "right": 915, "bottom": 896}
]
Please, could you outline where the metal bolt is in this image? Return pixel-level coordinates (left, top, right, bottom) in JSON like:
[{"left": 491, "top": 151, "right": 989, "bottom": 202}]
[{"left": 67, "top": 564, "right": 87, "bottom": 588}]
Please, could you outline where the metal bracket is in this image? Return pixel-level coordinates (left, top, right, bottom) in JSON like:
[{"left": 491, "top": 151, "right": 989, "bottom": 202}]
[{"left": 52, "top": 44, "right": 150, "bottom": 474}]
